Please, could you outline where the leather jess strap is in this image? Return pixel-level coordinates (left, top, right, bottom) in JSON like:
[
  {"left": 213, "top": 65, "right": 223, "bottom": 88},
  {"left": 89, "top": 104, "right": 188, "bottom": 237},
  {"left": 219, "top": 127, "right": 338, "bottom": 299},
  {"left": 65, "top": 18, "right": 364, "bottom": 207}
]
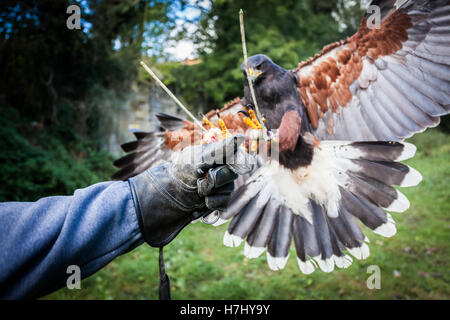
[{"left": 158, "top": 247, "right": 171, "bottom": 300}]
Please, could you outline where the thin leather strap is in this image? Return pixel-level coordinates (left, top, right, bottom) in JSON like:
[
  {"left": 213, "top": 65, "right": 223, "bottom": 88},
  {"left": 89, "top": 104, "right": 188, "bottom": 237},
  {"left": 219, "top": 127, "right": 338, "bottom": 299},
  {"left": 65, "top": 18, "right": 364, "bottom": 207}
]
[{"left": 158, "top": 247, "right": 171, "bottom": 300}]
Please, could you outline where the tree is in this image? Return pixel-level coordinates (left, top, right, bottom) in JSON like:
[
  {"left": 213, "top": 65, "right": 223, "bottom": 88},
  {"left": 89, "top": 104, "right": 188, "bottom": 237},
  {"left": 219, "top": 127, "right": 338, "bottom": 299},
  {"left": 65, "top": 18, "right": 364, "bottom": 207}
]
[
  {"left": 0, "top": 0, "right": 179, "bottom": 201},
  {"left": 0, "top": 0, "right": 177, "bottom": 140},
  {"left": 163, "top": 0, "right": 355, "bottom": 110}
]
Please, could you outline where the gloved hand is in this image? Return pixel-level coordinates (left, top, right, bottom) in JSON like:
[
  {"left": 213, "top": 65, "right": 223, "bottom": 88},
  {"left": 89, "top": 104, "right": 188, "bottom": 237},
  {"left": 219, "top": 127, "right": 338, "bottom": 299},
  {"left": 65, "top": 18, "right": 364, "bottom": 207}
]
[{"left": 128, "top": 135, "right": 253, "bottom": 247}]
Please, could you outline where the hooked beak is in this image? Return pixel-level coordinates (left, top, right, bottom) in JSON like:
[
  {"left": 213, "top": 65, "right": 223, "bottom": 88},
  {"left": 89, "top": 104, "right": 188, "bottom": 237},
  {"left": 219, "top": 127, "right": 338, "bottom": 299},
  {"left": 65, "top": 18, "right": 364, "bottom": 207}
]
[{"left": 247, "top": 67, "right": 262, "bottom": 83}]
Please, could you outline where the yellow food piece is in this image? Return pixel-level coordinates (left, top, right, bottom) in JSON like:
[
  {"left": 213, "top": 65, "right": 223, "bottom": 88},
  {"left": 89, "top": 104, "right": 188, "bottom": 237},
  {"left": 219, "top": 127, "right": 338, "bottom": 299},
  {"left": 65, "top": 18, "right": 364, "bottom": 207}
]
[
  {"left": 248, "top": 110, "right": 262, "bottom": 129},
  {"left": 243, "top": 117, "right": 258, "bottom": 129},
  {"left": 203, "top": 116, "right": 216, "bottom": 128},
  {"left": 218, "top": 119, "right": 231, "bottom": 139}
]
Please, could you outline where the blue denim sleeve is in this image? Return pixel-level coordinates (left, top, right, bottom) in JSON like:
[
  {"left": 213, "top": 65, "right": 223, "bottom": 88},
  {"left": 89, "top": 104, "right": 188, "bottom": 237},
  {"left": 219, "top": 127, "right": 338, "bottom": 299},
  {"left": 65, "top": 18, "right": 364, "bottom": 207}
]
[{"left": 0, "top": 181, "right": 145, "bottom": 299}]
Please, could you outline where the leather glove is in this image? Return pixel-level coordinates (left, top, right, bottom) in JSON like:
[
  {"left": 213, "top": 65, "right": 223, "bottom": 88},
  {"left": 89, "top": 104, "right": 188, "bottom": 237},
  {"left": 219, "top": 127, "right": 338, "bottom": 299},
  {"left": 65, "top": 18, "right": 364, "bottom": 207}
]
[{"left": 128, "top": 135, "right": 254, "bottom": 247}]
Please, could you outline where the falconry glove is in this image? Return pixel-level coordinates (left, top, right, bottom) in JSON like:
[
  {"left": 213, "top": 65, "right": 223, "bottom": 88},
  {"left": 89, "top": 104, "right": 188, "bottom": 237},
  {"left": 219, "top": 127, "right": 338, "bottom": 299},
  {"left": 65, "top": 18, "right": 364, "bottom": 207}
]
[{"left": 128, "top": 134, "right": 253, "bottom": 248}]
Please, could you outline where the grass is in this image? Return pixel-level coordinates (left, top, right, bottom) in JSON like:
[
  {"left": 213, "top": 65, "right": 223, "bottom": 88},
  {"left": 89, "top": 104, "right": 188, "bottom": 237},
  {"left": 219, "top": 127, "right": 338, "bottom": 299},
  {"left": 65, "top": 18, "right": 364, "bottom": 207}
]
[{"left": 43, "top": 128, "right": 450, "bottom": 300}]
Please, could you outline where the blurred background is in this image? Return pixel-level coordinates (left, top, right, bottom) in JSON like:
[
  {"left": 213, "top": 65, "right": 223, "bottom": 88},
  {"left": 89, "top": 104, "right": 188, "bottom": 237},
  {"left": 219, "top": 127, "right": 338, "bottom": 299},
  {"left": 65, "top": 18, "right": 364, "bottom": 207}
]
[{"left": 0, "top": 0, "right": 448, "bottom": 299}]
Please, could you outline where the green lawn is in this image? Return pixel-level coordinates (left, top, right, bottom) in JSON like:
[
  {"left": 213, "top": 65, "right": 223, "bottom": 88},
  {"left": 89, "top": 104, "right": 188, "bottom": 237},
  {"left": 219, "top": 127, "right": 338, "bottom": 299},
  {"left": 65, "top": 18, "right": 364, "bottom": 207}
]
[{"left": 44, "top": 129, "right": 450, "bottom": 300}]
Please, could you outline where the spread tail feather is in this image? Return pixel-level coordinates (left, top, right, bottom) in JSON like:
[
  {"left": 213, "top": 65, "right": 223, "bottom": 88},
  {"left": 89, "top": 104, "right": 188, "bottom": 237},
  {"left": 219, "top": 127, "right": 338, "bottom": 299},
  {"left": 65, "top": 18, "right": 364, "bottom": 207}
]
[{"left": 220, "top": 140, "right": 421, "bottom": 274}]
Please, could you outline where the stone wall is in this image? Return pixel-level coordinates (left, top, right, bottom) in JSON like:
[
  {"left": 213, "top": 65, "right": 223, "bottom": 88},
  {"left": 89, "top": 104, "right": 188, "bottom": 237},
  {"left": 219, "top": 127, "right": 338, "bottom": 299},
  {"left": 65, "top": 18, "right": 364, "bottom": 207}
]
[{"left": 106, "top": 84, "right": 183, "bottom": 157}]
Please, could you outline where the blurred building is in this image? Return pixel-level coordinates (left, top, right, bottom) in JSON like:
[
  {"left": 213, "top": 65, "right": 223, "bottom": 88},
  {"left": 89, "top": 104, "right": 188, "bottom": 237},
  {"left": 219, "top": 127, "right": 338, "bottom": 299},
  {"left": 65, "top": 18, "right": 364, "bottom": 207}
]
[
  {"left": 106, "top": 83, "right": 182, "bottom": 157},
  {"left": 106, "top": 59, "right": 203, "bottom": 156}
]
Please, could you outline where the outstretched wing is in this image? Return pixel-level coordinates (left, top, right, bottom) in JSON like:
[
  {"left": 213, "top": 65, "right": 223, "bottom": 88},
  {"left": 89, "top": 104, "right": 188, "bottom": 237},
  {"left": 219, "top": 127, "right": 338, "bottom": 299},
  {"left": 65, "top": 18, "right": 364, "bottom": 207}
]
[
  {"left": 111, "top": 98, "right": 247, "bottom": 180},
  {"left": 295, "top": 0, "right": 450, "bottom": 141}
]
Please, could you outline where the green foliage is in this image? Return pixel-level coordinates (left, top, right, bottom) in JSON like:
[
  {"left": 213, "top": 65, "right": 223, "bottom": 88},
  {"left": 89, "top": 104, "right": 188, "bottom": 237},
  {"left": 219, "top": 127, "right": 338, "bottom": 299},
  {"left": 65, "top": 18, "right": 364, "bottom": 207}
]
[
  {"left": 44, "top": 129, "right": 450, "bottom": 300},
  {"left": 0, "top": 0, "right": 177, "bottom": 143},
  {"left": 161, "top": 0, "right": 363, "bottom": 110},
  {"left": 0, "top": 104, "right": 115, "bottom": 202},
  {"left": 0, "top": 1, "right": 179, "bottom": 201}
]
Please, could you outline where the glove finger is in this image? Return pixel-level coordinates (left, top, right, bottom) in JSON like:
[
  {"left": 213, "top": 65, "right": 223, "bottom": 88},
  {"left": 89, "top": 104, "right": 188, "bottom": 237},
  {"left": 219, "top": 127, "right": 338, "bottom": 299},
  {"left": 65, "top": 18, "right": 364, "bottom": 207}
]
[
  {"left": 197, "top": 166, "right": 238, "bottom": 196},
  {"left": 210, "top": 166, "right": 238, "bottom": 188},
  {"left": 228, "top": 148, "right": 255, "bottom": 175},
  {"left": 198, "top": 135, "right": 245, "bottom": 170},
  {"left": 205, "top": 194, "right": 232, "bottom": 211},
  {"left": 212, "top": 181, "right": 235, "bottom": 195},
  {"left": 197, "top": 176, "right": 214, "bottom": 197}
]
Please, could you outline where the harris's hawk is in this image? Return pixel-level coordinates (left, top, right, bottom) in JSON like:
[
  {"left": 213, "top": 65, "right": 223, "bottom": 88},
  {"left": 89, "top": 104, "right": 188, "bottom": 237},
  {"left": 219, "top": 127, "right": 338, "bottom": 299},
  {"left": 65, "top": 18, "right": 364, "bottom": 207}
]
[{"left": 113, "top": 0, "right": 450, "bottom": 274}]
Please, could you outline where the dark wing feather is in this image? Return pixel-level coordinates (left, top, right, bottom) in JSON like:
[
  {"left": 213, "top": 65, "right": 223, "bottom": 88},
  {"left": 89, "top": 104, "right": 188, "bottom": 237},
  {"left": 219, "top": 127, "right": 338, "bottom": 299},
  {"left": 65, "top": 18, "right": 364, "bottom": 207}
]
[
  {"left": 111, "top": 113, "right": 186, "bottom": 180},
  {"left": 111, "top": 131, "right": 173, "bottom": 181}
]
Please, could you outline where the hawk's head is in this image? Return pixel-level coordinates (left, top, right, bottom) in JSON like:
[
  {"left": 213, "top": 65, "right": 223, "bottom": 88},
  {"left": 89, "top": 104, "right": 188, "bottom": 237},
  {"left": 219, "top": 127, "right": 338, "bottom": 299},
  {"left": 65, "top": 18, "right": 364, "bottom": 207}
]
[
  {"left": 240, "top": 54, "right": 311, "bottom": 143},
  {"left": 240, "top": 54, "right": 284, "bottom": 85},
  {"left": 240, "top": 54, "right": 301, "bottom": 115}
]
